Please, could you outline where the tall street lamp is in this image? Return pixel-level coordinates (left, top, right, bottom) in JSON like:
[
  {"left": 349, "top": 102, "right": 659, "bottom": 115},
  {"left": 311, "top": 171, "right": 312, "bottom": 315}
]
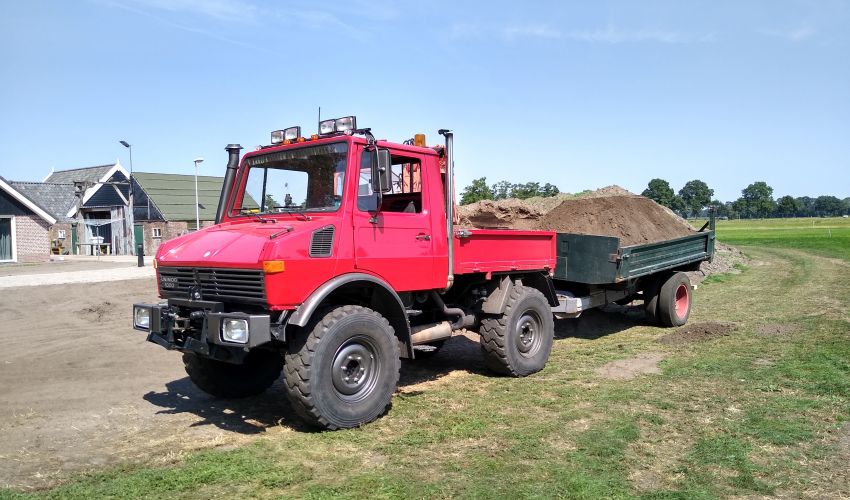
[
  {"left": 193, "top": 157, "right": 204, "bottom": 231},
  {"left": 120, "top": 140, "right": 136, "bottom": 255}
]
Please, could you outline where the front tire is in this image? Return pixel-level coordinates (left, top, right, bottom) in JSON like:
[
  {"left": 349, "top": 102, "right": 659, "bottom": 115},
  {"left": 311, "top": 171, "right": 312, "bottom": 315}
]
[
  {"left": 283, "top": 306, "right": 401, "bottom": 430},
  {"left": 183, "top": 350, "right": 283, "bottom": 399},
  {"left": 479, "top": 284, "right": 554, "bottom": 377}
]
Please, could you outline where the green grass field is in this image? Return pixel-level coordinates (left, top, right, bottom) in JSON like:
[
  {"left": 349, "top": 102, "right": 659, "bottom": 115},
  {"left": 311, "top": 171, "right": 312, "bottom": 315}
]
[
  {"left": 713, "top": 216, "right": 850, "bottom": 261},
  {"left": 2, "top": 219, "right": 849, "bottom": 499}
]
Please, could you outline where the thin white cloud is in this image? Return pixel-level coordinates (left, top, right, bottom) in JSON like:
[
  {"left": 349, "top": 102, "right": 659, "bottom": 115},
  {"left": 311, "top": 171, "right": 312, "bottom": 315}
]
[
  {"left": 96, "top": 0, "right": 268, "bottom": 52},
  {"left": 499, "top": 24, "right": 708, "bottom": 44},
  {"left": 119, "top": 0, "right": 258, "bottom": 22},
  {"left": 565, "top": 26, "right": 685, "bottom": 44},
  {"left": 760, "top": 24, "right": 816, "bottom": 42},
  {"left": 502, "top": 25, "right": 561, "bottom": 41}
]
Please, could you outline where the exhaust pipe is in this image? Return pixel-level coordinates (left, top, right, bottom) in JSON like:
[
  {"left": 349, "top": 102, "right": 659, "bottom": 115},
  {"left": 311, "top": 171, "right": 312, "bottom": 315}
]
[
  {"left": 438, "top": 129, "right": 454, "bottom": 290},
  {"left": 410, "top": 321, "right": 453, "bottom": 345},
  {"left": 215, "top": 144, "right": 243, "bottom": 224}
]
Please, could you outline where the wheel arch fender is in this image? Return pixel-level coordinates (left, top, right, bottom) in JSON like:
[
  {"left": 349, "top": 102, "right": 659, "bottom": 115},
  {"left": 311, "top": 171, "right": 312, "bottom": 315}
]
[
  {"left": 482, "top": 272, "right": 558, "bottom": 315},
  {"left": 287, "top": 273, "right": 413, "bottom": 358}
]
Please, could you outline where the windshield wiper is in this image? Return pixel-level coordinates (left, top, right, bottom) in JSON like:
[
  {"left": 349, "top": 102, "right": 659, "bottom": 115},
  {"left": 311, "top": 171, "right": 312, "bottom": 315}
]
[
  {"left": 279, "top": 207, "right": 312, "bottom": 221},
  {"left": 238, "top": 208, "right": 276, "bottom": 223}
]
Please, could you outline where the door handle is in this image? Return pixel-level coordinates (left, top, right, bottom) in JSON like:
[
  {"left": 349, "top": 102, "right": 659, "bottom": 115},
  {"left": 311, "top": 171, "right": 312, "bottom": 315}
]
[{"left": 415, "top": 234, "right": 431, "bottom": 241}]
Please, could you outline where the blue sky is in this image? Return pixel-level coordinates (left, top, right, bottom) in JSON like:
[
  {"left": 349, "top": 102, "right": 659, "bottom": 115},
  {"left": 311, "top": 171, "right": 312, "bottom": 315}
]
[{"left": 1, "top": 0, "right": 847, "bottom": 202}]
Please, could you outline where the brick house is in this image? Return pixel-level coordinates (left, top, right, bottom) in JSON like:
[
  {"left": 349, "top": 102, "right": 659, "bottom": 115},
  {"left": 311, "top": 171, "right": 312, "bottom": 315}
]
[
  {"left": 8, "top": 180, "right": 78, "bottom": 255},
  {"left": 0, "top": 176, "right": 58, "bottom": 263}
]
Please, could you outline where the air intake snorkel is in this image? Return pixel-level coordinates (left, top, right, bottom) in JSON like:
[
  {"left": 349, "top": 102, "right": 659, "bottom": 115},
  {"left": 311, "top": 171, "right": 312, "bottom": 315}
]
[{"left": 215, "top": 144, "right": 243, "bottom": 224}]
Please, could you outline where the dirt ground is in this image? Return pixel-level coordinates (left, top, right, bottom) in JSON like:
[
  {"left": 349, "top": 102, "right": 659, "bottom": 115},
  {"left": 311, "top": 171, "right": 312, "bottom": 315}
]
[
  {"left": 0, "top": 278, "right": 275, "bottom": 490},
  {"left": 0, "top": 275, "right": 662, "bottom": 490}
]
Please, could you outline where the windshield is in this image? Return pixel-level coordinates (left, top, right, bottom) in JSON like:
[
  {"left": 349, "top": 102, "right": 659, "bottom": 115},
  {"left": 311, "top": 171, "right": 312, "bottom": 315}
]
[{"left": 235, "top": 142, "right": 348, "bottom": 215}]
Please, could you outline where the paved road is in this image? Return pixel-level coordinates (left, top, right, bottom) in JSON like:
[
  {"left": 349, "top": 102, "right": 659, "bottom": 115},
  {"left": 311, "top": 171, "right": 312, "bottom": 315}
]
[{"left": 0, "top": 265, "right": 155, "bottom": 288}]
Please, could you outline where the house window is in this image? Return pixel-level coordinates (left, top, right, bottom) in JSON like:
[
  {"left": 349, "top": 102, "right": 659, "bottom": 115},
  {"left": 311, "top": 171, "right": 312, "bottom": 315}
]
[
  {"left": 57, "top": 230, "right": 66, "bottom": 239},
  {"left": 152, "top": 228, "right": 162, "bottom": 238}
]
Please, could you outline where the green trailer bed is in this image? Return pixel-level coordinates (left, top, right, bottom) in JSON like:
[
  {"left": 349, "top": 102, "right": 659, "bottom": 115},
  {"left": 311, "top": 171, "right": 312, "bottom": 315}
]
[{"left": 552, "top": 230, "right": 715, "bottom": 285}]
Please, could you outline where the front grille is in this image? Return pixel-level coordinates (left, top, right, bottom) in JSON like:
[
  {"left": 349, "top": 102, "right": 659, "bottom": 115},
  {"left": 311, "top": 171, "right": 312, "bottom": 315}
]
[{"left": 158, "top": 267, "right": 266, "bottom": 305}]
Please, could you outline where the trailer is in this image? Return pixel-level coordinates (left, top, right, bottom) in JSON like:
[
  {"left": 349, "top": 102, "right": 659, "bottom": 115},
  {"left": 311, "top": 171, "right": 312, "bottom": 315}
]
[{"left": 132, "top": 117, "right": 715, "bottom": 429}]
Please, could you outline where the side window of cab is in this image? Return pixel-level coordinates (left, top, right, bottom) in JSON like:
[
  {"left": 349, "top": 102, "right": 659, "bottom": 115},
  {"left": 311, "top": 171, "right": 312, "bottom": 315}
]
[{"left": 358, "top": 151, "right": 423, "bottom": 213}]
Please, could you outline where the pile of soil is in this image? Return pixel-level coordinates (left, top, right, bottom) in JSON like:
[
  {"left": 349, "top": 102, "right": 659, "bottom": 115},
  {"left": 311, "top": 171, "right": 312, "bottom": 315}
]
[
  {"left": 458, "top": 186, "right": 695, "bottom": 245},
  {"left": 656, "top": 321, "right": 738, "bottom": 345},
  {"left": 536, "top": 195, "right": 693, "bottom": 245},
  {"left": 457, "top": 199, "right": 542, "bottom": 230},
  {"left": 686, "top": 242, "right": 751, "bottom": 285}
]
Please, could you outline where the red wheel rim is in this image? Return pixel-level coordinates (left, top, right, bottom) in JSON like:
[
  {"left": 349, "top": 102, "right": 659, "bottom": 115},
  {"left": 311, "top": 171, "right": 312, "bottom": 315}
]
[{"left": 674, "top": 284, "right": 690, "bottom": 319}]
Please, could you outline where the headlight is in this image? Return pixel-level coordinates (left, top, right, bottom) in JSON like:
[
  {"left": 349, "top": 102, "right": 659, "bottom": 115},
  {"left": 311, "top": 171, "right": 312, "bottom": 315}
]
[
  {"left": 133, "top": 306, "right": 151, "bottom": 330},
  {"left": 222, "top": 318, "right": 249, "bottom": 344}
]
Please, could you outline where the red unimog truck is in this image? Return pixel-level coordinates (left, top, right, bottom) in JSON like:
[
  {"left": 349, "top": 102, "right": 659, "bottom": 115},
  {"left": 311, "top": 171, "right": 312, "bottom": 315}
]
[{"left": 133, "top": 117, "right": 715, "bottom": 430}]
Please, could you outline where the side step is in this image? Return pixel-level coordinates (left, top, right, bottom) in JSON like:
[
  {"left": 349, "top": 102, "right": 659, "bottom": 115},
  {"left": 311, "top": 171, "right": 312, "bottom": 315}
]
[{"left": 551, "top": 289, "right": 630, "bottom": 319}]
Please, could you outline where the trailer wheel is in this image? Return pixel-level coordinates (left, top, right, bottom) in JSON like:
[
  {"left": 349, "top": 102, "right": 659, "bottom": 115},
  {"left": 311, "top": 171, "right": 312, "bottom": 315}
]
[
  {"left": 657, "top": 272, "right": 692, "bottom": 327},
  {"left": 643, "top": 276, "right": 663, "bottom": 325},
  {"left": 283, "top": 305, "right": 400, "bottom": 430},
  {"left": 183, "top": 350, "right": 282, "bottom": 399},
  {"left": 479, "top": 284, "right": 554, "bottom": 377}
]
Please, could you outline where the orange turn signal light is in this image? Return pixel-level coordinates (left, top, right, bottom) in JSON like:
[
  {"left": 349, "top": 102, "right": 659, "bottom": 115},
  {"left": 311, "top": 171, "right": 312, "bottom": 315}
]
[{"left": 262, "top": 260, "right": 286, "bottom": 274}]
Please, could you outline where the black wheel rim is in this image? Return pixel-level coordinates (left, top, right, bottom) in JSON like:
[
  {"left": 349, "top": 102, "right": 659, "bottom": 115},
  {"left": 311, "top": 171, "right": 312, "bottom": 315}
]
[
  {"left": 331, "top": 335, "right": 381, "bottom": 402},
  {"left": 515, "top": 310, "right": 543, "bottom": 358}
]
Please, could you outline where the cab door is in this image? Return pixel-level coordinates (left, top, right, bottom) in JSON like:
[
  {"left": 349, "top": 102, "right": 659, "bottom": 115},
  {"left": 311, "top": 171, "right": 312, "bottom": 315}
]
[{"left": 352, "top": 148, "right": 438, "bottom": 291}]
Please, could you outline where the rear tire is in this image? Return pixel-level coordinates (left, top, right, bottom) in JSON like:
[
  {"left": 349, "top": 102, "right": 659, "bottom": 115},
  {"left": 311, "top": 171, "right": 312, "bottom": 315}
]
[
  {"left": 183, "top": 350, "right": 283, "bottom": 399},
  {"left": 480, "top": 284, "right": 554, "bottom": 377},
  {"left": 283, "top": 306, "right": 400, "bottom": 430},
  {"left": 658, "top": 272, "right": 692, "bottom": 327},
  {"left": 643, "top": 276, "right": 663, "bottom": 325}
]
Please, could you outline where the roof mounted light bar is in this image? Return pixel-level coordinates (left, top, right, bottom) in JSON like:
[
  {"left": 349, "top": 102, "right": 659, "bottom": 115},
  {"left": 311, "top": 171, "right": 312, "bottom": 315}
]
[
  {"left": 318, "top": 116, "right": 357, "bottom": 136},
  {"left": 271, "top": 126, "right": 301, "bottom": 145}
]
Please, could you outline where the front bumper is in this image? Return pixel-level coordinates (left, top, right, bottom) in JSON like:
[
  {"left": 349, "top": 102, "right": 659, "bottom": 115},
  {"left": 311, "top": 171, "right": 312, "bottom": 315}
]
[{"left": 132, "top": 299, "right": 272, "bottom": 364}]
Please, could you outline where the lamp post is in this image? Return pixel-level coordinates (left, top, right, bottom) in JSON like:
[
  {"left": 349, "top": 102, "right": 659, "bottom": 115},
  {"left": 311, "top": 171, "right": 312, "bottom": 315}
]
[
  {"left": 119, "top": 140, "right": 135, "bottom": 255},
  {"left": 193, "top": 157, "right": 204, "bottom": 231}
]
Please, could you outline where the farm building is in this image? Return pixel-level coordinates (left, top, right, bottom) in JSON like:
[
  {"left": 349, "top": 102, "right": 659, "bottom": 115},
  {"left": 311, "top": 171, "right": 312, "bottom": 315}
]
[
  {"left": 46, "top": 162, "right": 134, "bottom": 256},
  {"left": 0, "top": 176, "right": 58, "bottom": 262},
  {"left": 131, "top": 172, "right": 225, "bottom": 255}
]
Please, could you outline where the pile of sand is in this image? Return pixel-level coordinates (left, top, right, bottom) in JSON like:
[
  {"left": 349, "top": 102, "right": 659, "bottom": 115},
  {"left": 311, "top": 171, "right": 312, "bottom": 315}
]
[{"left": 458, "top": 186, "right": 694, "bottom": 245}]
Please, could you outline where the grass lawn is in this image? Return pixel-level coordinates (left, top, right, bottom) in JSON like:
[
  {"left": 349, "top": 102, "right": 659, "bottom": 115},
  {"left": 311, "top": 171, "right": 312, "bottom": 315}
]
[
  {"left": 2, "top": 225, "right": 849, "bottom": 498},
  {"left": 713, "top": 216, "right": 850, "bottom": 261}
]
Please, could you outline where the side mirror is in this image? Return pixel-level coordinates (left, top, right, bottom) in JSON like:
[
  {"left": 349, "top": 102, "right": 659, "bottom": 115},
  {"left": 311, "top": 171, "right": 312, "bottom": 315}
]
[{"left": 371, "top": 149, "right": 392, "bottom": 194}]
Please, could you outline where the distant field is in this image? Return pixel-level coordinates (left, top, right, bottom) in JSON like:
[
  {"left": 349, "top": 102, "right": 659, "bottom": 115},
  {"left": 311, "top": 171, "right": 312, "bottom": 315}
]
[{"left": 713, "top": 217, "right": 850, "bottom": 261}]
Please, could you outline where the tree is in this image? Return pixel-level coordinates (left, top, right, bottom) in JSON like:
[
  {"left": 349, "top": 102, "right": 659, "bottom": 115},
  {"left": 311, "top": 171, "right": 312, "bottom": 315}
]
[
  {"left": 678, "top": 180, "right": 714, "bottom": 218},
  {"left": 491, "top": 180, "right": 512, "bottom": 200},
  {"left": 795, "top": 196, "right": 815, "bottom": 217},
  {"left": 814, "top": 195, "right": 844, "bottom": 216},
  {"left": 670, "top": 196, "right": 687, "bottom": 217},
  {"left": 775, "top": 195, "right": 800, "bottom": 217},
  {"left": 263, "top": 194, "right": 279, "bottom": 211},
  {"left": 844, "top": 198, "right": 850, "bottom": 216},
  {"left": 540, "top": 183, "right": 560, "bottom": 197},
  {"left": 738, "top": 181, "right": 774, "bottom": 218},
  {"left": 460, "top": 177, "right": 493, "bottom": 205},
  {"left": 710, "top": 199, "right": 729, "bottom": 218},
  {"left": 511, "top": 182, "right": 541, "bottom": 199},
  {"left": 642, "top": 178, "right": 675, "bottom": 207}
]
